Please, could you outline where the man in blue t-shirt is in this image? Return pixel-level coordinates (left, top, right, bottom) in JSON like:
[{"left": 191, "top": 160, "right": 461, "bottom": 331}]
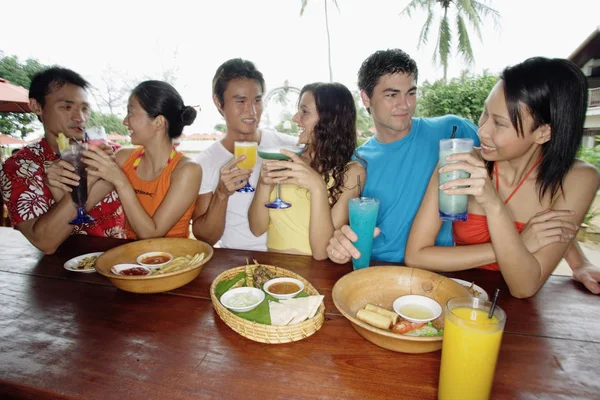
[{"left": 327, "top": 49, "right": 479, "bottom": 264}]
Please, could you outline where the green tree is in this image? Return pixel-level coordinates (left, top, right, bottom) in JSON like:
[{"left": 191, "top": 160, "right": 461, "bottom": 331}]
[
  {"left": 416, "top": 71, "right": 498, "bottom": 124},
  {"left": 214, "top": 123, "right": 227, "bottom": 133},
  {"left": 352, "top": 90, "right": 374, "bottom": 135},
  {"left": 300, "top": 0, "right": 339, "bottom": 82},
  {"left": 87, "top": 111, "right": 128, "bottom": 135},
  {"left": 400, "top": 0, "right": 500, "bottom": 81},
  {"left": 0, "top": 55, "right": 49, "bottom": 138}
]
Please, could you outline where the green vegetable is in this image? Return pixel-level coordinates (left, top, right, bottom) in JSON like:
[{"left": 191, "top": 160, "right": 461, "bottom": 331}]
[{"left": 405, "top": 322, "right": 443, "bottom": 337}]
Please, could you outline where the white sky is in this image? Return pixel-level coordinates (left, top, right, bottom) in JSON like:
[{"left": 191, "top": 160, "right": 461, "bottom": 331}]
[{"left": 1, "top": 0, "right": 598, "bottom": 134}]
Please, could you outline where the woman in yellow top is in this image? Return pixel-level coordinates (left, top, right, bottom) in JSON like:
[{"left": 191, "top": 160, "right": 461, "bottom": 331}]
[
  {"left": 83, "top": 80, "right": 202, "bottom": 239},
  {"left": 249, "top": 82, "right": 365, "bottom": 259}
]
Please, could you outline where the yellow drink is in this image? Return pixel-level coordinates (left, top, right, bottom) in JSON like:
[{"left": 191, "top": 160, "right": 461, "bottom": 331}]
[
  {"left": 438, "top": 299, "right": 506, "bottom": 400},
  {"left": 234, "top": 142, "right": 257, "bottom": 169}
]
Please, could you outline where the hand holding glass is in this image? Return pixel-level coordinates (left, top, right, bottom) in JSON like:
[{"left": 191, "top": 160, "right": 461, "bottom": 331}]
[
  {"left": 60, "top": 142, "right": 94, "bottom": 225},
  {"left": 348, "top": 197, "right": 379, "bottom": 269},
  {"left": 438, "top": 138, "right": 474, "bottom": 222},
  {"left": 85, "top": 126, "right": 107, "bottom": 150},
  {"left": 234, "top": 141, "right": 258, "bottom": 193},
  {"left": 258, "top": 146, "right": 304, "bottom": 209}
]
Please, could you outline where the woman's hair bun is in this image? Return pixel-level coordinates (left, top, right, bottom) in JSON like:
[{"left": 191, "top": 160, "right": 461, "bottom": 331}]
[{"left": 181, "top": 106, "right": 197, "bottom": 126}]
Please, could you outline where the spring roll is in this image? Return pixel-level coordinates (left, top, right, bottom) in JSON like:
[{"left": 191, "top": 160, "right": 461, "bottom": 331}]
[
  {"left": 356, "top": 309, "right": 393, "bottom": 330},
  {"left": 365, "top": 303, "right": 399, "bottom": 324}
]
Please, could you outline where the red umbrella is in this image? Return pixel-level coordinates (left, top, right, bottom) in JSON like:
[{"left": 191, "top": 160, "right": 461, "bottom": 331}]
[
  {"left": 0, "top": 78, "right": 31, "bottom": 113},
  {"left": 0, "top": 133, "right": 25, "bottom": 145}
]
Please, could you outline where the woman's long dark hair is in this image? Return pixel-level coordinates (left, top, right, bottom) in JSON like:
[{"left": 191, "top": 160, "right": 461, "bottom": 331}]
[
  {"left": 300, "top": 82, "right": 357, "bottom": 206},
  {"left": 487, "top": 57, "right": 588, "bottom": 201}
]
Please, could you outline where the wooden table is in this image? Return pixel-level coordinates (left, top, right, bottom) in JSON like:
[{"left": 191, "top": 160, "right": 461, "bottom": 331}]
[{"left": 0, "top": 228, "right": 598, "bottom": 399}]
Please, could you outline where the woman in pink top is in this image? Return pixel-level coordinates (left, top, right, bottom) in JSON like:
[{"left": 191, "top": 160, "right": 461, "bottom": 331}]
[{"left": 405, "top": 57, "right": 600, "bottom": 298}]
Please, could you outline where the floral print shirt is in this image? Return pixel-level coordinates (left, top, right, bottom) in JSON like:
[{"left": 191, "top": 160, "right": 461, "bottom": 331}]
[{"left": 0, "top": 138, "right": 125, "bottom": 237}]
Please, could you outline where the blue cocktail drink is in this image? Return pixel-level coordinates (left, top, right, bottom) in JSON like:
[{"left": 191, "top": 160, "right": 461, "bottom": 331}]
[
  {"left": 348, "top": 197, "right": 380, "bottom": 270},
  {"left": 438, "top": 139, "right": 473, "bottom": 222}
]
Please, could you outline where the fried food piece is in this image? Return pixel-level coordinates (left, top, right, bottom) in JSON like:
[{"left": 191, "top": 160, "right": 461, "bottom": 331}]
[
  {"left": 76, "top": 256, "right": 97, "bottom": 270},
  {"left": 356, "top": 309, "right": 393, "bottom": 330},
  {"left": 365, "top": 304, "right": 399, "bottom": 325},
  {"left": 253, "top": 265, "right": 275, "bottom": 289},
  {"left": 468, "top": 282, "right": 482, "bottom": 297}
]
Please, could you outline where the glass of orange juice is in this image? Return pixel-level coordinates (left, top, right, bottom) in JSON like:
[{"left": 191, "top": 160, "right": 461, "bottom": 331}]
[
  {"left": 234, "top": 141, "right": 258, "bottom": 193},
  {"left": 438, "top": 297, "right": 506, "bottom": 400}
]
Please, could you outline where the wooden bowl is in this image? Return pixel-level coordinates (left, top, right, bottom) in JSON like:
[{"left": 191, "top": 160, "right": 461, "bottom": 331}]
[
  {"left": 95, "top": 238, "right": 213, "bottom": 294},
  {"left": 332, "top": 266, "right": 471, "bottom": 353}
]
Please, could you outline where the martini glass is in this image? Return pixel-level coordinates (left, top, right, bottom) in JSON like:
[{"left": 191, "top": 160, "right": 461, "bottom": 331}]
[
  {"left": 234, "top": 141, "right": 258, "bottom": 193},
  {"left": 258, "top": 145, "right": 304, "bottom": 209},
  {"left": 60, "top": 142, "right": 95, "bottom": 225}
]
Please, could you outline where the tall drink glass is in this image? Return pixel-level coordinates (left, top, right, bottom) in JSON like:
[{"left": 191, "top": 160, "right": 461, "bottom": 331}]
[
  {"left": 438, "top": 138, "right": 474, "bottom": 222},
  {"left": 438, "top": 297, "right": 506, "bottom": 400},
  {"left": 61, "top": 142, "right": 94, "bottom": 225},
  {"left": 348, "top": 197, "right": 379, "bottom": 270},
  {"left": 234, "top": 141, "right": 258, "bottom": 193},
  {"left": 85, "top": 126, "right": 107, "bottom": 150}
]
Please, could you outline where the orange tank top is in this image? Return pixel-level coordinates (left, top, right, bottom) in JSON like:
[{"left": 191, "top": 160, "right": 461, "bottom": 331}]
[
  {"left": 453, "top": 158, "right": 540, "bottom": 271},
  {"left": 121, "top": 147, "right": 195, "bottom": 239}
]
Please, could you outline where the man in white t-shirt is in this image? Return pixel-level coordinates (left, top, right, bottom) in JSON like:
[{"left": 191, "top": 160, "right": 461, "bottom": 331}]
[{"left": 192, "top": 59, "right": 297, "bottom": 251}]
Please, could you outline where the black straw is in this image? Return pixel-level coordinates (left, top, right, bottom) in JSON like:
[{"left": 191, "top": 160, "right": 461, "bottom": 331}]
[
  {"left": 488, "top": 288, "right": 500, "bottom": 319},
  {"left": 450, "top": 125, "right": 457, "bottom": 139},
  {"left": 357, "top": 175, "right": 362, "bottom": 197}
]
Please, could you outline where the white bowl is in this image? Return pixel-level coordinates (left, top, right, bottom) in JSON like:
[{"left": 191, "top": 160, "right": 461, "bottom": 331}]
[
  {"left": 263, "top": 277, "right": 304, "bottom": 300},
  {"left": 393, "top": 295, "right": 442, "bottom": 323},
  {"left": 220, "top": 287, "right": 266, "bottom": 313},
  {"left": 111, "top": 263, "right": 151, "bottom": 276},
  {"left": 136, "top": 252, "right": 173, "bottom": 269}
]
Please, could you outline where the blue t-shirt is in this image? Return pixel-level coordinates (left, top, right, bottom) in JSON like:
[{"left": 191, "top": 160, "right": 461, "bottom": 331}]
[{"left": 354, "top": 115, "right": 480, "bottom": 263}]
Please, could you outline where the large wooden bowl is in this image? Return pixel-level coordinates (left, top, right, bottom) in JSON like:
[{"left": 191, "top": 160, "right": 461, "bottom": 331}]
[
  {"left": 332, "top": 266, "right": 471, "bottom": 353},
  {"left": 95, "top": 238, "right": 213, "bottom": 294}
]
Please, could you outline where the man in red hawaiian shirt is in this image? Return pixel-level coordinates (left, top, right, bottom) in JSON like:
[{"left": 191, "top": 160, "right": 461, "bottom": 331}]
[{"left": 0, "top": 67, "right": 125, "bottom": 254}]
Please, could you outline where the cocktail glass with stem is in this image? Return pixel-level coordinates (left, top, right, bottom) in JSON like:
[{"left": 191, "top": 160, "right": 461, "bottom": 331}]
[
  {"left": 61, "top": 142, "right": 94, "bottom": 225},
  {"left": 234, "top": 141, "right": 258, "bottom": 193},
  {"left": 257, "top": 145, "right": 304, "bottom": 209}
]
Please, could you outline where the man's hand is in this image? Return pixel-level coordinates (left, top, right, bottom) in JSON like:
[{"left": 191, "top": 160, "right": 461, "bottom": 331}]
[
  {"left": 327, "top": 225, "right": 380, "bottom": 264},
  {"left": 215, "top": 156, "right": 252, "bottom": 197},
  {"left": 572, "top": 263, "right": 600, "bottom": 294},
  {"left": 45, "top": 159, "right": 79, "bottom": 201}
]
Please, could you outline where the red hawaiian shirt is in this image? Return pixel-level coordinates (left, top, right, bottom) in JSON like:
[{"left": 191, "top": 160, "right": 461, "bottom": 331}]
[{"left": 0, "top": 138, "right": 125, "bottom": 237}]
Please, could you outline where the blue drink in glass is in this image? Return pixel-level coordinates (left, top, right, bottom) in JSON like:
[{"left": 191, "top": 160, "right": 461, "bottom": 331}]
[
  {"left": 348, "top": 197, "right": 380, "bottom": 270},
  {"left": 438, "top": 138, "right": 473, "bottom": 222}
]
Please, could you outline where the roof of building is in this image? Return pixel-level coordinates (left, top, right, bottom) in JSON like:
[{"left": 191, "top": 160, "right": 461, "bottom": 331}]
[{"left": 568, "top": 26, "right": 600, "bottom": 67}]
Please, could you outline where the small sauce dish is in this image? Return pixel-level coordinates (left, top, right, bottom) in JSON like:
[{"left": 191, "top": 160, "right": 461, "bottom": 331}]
[
  {"left": 111, "top": 263, "right": 151, "bottom": 276},
  {"left": 263, "top": 277, "right": 304, "bottom": 300},
  {"left": 220, "top": 287, "right": 265, "bottom": 313},
  {"left": 136, "top": 252, "right": 173, "bottom": 269},
  {"left": 393, "top": 295, "right": 442, "bottom": 323}
]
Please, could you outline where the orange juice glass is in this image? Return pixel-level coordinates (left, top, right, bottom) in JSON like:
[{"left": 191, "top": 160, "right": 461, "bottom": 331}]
[
  {"left": 234, "top": 141, "right": 257, "bottom": 170},
  {"left": 438, "top": 297, "right": 506, "bottom": 400}
]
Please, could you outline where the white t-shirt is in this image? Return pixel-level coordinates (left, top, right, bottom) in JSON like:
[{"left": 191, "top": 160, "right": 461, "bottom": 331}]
[{"left": 196, "top": 128, "right": 298, "bottom": 251}]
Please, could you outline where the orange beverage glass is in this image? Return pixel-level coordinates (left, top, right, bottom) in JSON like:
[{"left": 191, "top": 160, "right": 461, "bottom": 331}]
[
  {"left": 234, "top": 141, "right": 258, "bottom": 192},
  {"left": 438, "top": 297, "right": 506, "bottom": 400}
]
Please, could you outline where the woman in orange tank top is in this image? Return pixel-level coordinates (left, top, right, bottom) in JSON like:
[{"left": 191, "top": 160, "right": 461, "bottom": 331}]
[
  {"left": 83, "top": 81, "right": 202, "bottom": 239},
  {"left": 405, "top": 57, "right": 600, "bottom": 298}
]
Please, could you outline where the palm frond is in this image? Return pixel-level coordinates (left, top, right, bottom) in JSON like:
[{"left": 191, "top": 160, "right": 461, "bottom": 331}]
[
  {"left": 332, "top": 0, "right": 341, "bottom": 13},
  {"left": 437, "top": 13, "right": 452, "bottom": 72},
  {"left": 300, "top": 0, "right": 309, "bottom": 16},
  {"left": 417, "top": 3, "right": 435, "bottom": 49},
  {"left": 469, "top": 0, "right": 501, "bottom": 28},
  {"left": 455, "top": 0, "right": 483, "bottom": 40},
  {"left": 456, "top": 14, "right": 474, "bottom": 64},
  {"left": 399, "top": 0, "right": 429, "bottom": 18}
]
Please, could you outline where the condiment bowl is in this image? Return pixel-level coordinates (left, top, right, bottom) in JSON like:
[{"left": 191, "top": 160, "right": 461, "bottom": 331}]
[
  {"left": 95, "top": 238, "right": 213, "bottom": 294},
  {"left": 136, "top": 251, "right": 173, "bottom": 269},
  {"left": 220, "top": 287, "right": 265, "bottom": 313},
  {"left": 263, "top": 277, "right": 304, "bottom": 300},
  {"left": 111, "top": 263, "right": 151, "bottom": 276},
  {"left": 393, "top": 294, "right": 442, "bottom": 323},
  {"left": 332, "top": 266, "right": 471, "bottom": 353}
]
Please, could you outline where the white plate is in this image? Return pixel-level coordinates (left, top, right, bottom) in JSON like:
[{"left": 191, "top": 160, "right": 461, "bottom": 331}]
[
  {"left": 450, "top": 278, "right": 489, "bottom": 301},
  {"left": 64, "top": 252, "right": 103, "bottom": 273}
]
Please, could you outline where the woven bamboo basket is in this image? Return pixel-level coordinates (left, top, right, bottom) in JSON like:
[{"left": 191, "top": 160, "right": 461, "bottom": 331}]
[{"left": 210, "top": 264, "right": 325, "bottom": 344}]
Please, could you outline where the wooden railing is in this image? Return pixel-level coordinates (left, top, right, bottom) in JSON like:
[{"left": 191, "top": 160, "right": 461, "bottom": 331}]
[{"left": 590, "top": 87, "right": 600, "bottom": 108}]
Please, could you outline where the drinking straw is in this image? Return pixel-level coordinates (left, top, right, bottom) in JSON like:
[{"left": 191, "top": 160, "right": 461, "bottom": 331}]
[
  {"left": 357, "top": 175, "right": 362, "bottom": 197},
  {"left": 488, "top": 288, "right": 500, "bottom": 319},
  {"left": 450, "top": 125, "right": 457, "bottom": 139}
]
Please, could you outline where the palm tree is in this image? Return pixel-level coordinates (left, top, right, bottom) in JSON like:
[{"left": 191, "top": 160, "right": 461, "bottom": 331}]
[
  {"left": 400, "top": 0, "right": 500, "bottom": 81},
  {"left": 300, "top": 0, "right": 340, "bottom": 82}
]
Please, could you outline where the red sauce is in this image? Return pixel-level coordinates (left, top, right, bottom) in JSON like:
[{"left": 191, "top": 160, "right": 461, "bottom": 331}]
[
  {"left": 120, "top": 267, "right": 150, "bottom": 276},
  {"left": 141, "top": 254, "right": 170, "bottom": 265}
]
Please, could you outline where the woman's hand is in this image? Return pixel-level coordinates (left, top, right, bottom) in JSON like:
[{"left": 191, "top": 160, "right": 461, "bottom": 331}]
[
  {"left": 45, "top": 159, "right": 79, "bottom": 201},
  {"left": 86, "top": 144, "right": 116, "bottom": 186},
  {"left": 438, "top": 152, "right": 501, "bottom": 211},
  {"left": 520, "top": 209, "right": 578, "bottom": 253},
  {"left": 265, "top": 150, "right": 326, "bottom": 194},
  {"left": 258, "top": 160, "right": 279, "bottom": 186},
  {"left": 572, "top": 263, "right": 600, "bottom": 294},
  {"left": 82, "top": 147, "right": 129, "bottom": 189}
]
